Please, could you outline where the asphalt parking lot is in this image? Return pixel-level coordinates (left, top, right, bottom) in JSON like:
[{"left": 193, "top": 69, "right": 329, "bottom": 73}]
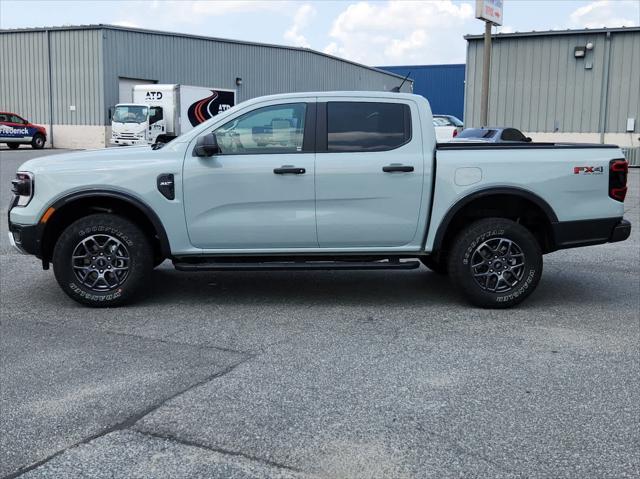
[{"left": 1, "top": 147, "right": 639, "bottom": 478}]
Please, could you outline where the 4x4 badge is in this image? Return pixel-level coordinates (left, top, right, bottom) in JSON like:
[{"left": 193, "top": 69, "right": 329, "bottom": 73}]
[{"left": 574, "top": 166, "right": 604, "bottom": 174}]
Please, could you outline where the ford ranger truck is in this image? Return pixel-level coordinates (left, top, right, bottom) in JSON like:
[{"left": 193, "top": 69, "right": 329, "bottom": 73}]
[{"left": 8, "top": 92, "right": 631, "bottom": 308}]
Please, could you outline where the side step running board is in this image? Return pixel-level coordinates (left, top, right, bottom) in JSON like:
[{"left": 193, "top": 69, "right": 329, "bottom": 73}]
[{"left": 173, "top": 260, "right": 421, "bottom": 272}]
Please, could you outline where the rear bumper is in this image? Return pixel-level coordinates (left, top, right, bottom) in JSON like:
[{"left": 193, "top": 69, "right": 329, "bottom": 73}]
[
  {"left": 552, "top": 217, "right": 631, "bottom": 250},
  {"left": 610, "top": 219, "right": 632, "bottom": 242}
]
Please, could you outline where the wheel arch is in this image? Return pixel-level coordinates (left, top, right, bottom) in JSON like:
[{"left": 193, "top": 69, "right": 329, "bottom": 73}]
[
  {"left": 40, "top": 190, "right": 171, "bottom": 264},
  {"left": 431, "top": 187, "right": 558, "bottom": 257}
]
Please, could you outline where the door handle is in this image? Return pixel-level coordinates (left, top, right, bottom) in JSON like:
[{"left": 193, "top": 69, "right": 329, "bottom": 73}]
[
  {"left": 382, "top": 164, "right": 414, "bottom": 173},
  {"left": 274, "top": 166, "right": 306, "bottom": 174}
]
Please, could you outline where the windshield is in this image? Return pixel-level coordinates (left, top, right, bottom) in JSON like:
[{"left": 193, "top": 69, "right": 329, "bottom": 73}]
[
  {"left": 446, "top": 116, "right": 463, "bottom": 127},
  {"left": 113, "top": 105, "right": 148, "bottom": 124},
  {"left": 433, "top": 115, "right": 463, "bottom": 127}
]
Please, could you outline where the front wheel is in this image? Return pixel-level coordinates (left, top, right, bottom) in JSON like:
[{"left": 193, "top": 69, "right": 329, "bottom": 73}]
[
  {"left": 53, "top": 214, "right": 153, "bottom": 307},
  {"left": 448, "top": 218, "right": 542, "bottom": 308},
  {"left": 31, "top": 134, "right": 45, "bottom": 149}
]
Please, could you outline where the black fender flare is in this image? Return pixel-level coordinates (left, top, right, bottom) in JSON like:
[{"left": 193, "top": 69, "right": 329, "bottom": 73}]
[
  {"left": 431, "top": 186, "right": 559, "bottom": 253},
  {"left": 45, "top": 189, "right": 171, "bottom": 258}
]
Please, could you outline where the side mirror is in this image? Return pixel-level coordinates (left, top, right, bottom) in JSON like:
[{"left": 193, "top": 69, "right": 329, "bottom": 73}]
[
  {"left": 193, "top": 133, "right": 219, "bottom": 157},
  {"left": 525, "top": 136, "right": 532, "bottom": 142}
]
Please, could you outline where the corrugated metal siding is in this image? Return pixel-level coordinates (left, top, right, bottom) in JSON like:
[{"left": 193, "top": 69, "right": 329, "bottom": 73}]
[
  {"left": 102, "top": 28, "right": 410, "bottom": 124},
  {"left": 2, "top": 26, "right": 408, "bottom": 128},
  {"left": 49, "top": 29, "right": 104, "bottom": 125},
  {"left": 0, "top": 31, "right": 50, "bottom": 123},
  {"left": 377, "top": 64, "right": 465, "bottom": 120},
  {"left": 0, "top": 29, "right": 104, "bottom": 125},
  {"left": 465, "top": 29, "right": 640, "bottom": 133},
  {"left": 607, "top": 32, "right": 640, "bottom": 132}
]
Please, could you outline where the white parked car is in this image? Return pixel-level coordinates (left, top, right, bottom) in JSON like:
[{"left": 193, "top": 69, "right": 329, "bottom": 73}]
[{"left": 433, "top": 114, "right": 463, "bottom": 142}]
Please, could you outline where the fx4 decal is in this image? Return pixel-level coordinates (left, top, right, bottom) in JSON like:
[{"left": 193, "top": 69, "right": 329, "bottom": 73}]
[{"left": 574, "top": 166, "right": 604, "bottom": 175}]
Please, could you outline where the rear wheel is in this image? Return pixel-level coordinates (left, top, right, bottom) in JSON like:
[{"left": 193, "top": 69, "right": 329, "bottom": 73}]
[
  {"left": 6, "top": 143, "right": 20, "bottom": 149},
  {"left": 448, "top": 218, "right": 542, "bottom": 308},
  {"left": 31, "top": 134, "right": 45, "bottom": 149},
  {"left": 53, "top": 214, "right": 153, "bottom": 307}
]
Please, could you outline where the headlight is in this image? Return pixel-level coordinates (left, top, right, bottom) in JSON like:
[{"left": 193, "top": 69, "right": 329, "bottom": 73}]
[{"left": 11, "top": 172, "right": 34, "bottom": 207}]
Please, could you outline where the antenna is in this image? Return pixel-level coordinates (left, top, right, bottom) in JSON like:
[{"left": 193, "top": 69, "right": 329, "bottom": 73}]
[{"left": 391, "top": 72, "right": 411, "bottom": 92}]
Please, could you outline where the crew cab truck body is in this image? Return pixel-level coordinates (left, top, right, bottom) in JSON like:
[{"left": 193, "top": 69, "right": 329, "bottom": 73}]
[{"left": 9, "top": 92, "right": 631, "bottom": 308}]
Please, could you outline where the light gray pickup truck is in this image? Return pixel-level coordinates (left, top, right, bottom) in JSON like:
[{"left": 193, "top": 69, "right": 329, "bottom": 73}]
[{"left": 9, "top": 91, "right": 631, "bottom": 308}]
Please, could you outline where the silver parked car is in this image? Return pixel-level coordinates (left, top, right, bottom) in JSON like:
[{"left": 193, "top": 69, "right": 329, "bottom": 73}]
[{"left": 451, "top": 127, "right": 532, "bottom": 143}]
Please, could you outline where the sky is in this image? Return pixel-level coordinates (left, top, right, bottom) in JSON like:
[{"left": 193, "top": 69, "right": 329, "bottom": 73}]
[{"left": 1, "top": 0, "right": 639, "bottom": 66}]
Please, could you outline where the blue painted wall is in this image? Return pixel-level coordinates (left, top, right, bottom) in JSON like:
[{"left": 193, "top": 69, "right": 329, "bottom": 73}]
[{"left": 377, "top": 64, "right": 465, "bottom": 120}]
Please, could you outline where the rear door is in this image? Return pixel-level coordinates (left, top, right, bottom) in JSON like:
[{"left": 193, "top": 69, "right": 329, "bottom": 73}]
[
  {"left": 315, "top": 99, "right": 425, "bottom": 247},
  {"left": 183, "top": 99, "right": 318, "bottom": 250}
]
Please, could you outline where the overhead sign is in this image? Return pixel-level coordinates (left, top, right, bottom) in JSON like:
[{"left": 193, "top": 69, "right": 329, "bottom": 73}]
[{"left": 475, "top": 0, "right": 503, "bottom": 25}]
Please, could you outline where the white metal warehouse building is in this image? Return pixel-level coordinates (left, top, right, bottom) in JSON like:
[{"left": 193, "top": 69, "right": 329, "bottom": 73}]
[
  {"left": 464, "top": 27, "right": 640, "bottom": 148},
  {"left": 0, "top": 24, "right": 411, "bottom": 149}
]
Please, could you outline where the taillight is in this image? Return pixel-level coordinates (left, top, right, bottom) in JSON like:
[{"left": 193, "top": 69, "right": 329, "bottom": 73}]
[
  {"left": 609, "top": 159, "right": 628, "bottom": 202},
  {"left": 452, "top": 129, "right": 458, "bottom": 137}
]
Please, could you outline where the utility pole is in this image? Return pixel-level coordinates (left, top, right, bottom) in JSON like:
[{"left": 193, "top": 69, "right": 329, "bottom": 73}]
[{"left": 475, "top": 0, "right": 503, "bottom": 127}]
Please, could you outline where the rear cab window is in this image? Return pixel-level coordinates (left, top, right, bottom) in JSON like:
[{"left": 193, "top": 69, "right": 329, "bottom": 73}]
[{"left": 325, "top": 102, "right": 411, "bottom": 152}]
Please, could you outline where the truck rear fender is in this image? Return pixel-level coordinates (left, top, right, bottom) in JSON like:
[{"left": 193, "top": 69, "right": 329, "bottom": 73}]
[{"left": 430, "top": 187, "right": 558, "bottom": 258}]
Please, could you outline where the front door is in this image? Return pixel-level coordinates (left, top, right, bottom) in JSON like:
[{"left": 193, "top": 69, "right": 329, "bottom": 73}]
[
  {"left": 0, "top": 114, "right": 32, "bottom": 143},
  {"left": 184, "top": 100, "right": 317, "bottom": 250},
  {"left": 315, "top": 100, "right": 425, "bottom": 248}
]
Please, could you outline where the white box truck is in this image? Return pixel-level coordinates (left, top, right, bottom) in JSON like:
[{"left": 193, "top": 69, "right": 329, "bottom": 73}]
[{"left": 110, "top": 84, "right": 235, "bottom": 146}]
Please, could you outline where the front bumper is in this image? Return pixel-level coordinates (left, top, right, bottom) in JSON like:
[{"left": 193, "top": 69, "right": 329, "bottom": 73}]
[
  {"left": 109, "top": 138, "right": 147, "bottom": 146},
  {"left": 7, "top": 222, "right": 40, "bottom": 256},
  {"left": 552, "top": 217, "right": 632, "bottom": 250},
  {"left": 8, "top": 193, "right": 42, "bottom": 256}
]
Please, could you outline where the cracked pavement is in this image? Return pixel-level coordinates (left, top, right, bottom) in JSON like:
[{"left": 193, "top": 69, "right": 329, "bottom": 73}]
[{"left": 1, "top": 149, "right": 639, "bottom": 478}]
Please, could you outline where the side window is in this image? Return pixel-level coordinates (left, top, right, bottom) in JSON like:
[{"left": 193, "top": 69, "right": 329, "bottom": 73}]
[
  {"left": 327, "top": 102, "right": 411, "bottom": 152},
  {"left": 214, "top": 103, "right": 306, "bottom": 154},
  {"left": 149, "top": 107, "right": 163, "bottom": 125},
  {"left": 0, "top": 114, "right": 8, "bottom": 122},
  {"left": 10, "top": 115, "right": 25, "bottom": 124},
  {"left": 501, "top": 128, "right": 527, "bottom": 141}
]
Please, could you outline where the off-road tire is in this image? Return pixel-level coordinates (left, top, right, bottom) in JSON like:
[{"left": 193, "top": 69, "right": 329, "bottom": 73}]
[
  {"left": 53, "top": 214, "right": 152, "bottom": 307},
  {"left": 31, "top": 134, "right": 45, "bottom": 149},
  {"left": 420, "top": 256, "right": 447, "bottom": 275},
  {"left": 448, "top": 218, "right": 542, "bottom": 308}
]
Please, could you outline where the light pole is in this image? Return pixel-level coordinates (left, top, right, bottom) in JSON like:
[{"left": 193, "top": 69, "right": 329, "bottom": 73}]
[{"left": 475, "top": 0, "right": 503, "bottom": 127}]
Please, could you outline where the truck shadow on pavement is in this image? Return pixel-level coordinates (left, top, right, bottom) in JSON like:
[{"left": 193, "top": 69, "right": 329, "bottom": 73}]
[
  {"left": 143, "top": 263, "right": 635, "bottom": 311},
  {"left": 148, "top": 267, "right": 463, "bottom": 308}
]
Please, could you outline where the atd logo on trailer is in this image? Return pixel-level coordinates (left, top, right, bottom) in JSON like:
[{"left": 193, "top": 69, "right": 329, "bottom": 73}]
[
  {"left": 144, "top": 91, "right": 163, "bottom": 101},
  {"left": 574, "top": 166, "right": 604, "bottom": 175}
]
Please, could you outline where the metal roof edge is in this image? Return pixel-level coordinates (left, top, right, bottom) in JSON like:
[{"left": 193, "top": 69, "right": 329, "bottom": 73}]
[
  {"left": 377, "top": 63, "right": 465, "bottom": 69},
  {"left": 0, "top": 23, "right": 410, "bottom": 82},
  {"left": 465, "top": 25, "right": 640, "bottom": 41}
]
